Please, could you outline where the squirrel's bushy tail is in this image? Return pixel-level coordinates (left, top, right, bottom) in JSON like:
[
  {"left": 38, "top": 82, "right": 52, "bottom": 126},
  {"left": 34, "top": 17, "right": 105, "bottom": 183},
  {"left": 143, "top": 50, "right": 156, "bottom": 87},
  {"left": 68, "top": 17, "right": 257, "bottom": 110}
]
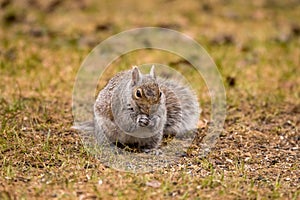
[
  {"left": 159, "top": 78, "right": 200, "bottom": 137},
  {"left": 72, "top": 121, "right": 94, "bottom": 132}
]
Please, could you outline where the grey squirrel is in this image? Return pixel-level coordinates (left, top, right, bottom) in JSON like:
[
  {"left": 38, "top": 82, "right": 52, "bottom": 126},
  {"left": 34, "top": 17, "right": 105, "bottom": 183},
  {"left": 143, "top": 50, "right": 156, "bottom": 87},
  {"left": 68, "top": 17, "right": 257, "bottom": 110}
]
[{"left": 94, "top": 65, "right": 200, "bottom": 150}]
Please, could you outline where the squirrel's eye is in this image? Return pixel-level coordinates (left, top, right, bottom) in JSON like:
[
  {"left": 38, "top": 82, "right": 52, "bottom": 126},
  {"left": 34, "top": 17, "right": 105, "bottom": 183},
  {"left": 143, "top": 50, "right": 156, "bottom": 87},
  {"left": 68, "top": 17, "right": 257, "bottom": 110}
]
[
  {"left": 135, "top": 89, "right": 142, "bottom": 98},
  {"left": 159, "top": 91, "right": 162, "bottom": 97}
]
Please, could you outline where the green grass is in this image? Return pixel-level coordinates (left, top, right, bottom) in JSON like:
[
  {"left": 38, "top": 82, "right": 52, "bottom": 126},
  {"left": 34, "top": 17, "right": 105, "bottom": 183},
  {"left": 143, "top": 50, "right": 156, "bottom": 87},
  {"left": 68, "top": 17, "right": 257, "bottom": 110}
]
[{"left": 0, "top": 0, "right": 300, "bottom": 199}]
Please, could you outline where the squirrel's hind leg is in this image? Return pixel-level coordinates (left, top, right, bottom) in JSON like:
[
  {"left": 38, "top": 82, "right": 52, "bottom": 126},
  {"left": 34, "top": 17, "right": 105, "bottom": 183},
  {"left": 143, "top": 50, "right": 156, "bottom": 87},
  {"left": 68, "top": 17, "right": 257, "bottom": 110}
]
[{"left": 94, "top": 115, "right": 118, "bottom": 146}]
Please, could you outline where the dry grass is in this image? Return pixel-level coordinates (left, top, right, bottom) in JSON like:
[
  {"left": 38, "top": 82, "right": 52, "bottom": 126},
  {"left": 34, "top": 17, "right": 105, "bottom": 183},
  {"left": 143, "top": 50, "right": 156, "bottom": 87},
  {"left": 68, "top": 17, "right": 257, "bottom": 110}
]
[{"left": 0, "top": 0, "right": 299, "bottom": 199}]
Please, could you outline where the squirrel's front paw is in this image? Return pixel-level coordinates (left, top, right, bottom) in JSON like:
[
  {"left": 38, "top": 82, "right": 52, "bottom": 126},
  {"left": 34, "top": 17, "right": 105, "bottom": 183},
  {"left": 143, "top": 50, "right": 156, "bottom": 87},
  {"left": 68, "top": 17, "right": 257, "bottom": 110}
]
[{"left": 137, "top": 115, "right": 149, "bottom": 127}]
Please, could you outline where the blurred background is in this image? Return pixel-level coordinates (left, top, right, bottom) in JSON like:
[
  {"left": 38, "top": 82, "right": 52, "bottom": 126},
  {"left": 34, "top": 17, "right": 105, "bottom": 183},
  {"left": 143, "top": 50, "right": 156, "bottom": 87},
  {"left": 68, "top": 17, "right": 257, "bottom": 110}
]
[{"left": 1, "top": 0, "right": 299, "bottom": 101}]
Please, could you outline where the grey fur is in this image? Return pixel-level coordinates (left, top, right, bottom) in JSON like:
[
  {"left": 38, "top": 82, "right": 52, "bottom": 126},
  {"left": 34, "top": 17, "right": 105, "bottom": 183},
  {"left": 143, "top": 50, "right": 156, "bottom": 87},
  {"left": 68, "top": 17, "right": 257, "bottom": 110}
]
[
  {"left": 93, "top": 66, "right": 200, "bottom": 149},
  {"left": 158, "top": 78, "right": 200, "bottom": 137}
]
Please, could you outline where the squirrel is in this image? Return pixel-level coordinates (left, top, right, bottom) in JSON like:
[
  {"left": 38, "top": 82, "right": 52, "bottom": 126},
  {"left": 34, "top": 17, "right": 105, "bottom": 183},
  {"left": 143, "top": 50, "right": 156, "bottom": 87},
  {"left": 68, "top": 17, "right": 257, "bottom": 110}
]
[{"left": 94, "top": 65, "right": 200, "bottom": 150}]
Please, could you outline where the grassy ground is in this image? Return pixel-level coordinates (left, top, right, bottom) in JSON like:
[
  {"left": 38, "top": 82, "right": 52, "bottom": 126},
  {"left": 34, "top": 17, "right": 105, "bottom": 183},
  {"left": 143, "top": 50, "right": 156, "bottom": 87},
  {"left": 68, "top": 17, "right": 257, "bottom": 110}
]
[{"left": 0, "top": 0, "right": 299, "bottom": 199}]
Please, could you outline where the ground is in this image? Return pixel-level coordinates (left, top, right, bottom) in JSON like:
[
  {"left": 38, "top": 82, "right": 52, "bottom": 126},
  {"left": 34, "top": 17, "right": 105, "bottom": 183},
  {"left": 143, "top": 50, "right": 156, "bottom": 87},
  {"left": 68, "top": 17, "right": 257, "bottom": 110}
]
[{"left": 0, "top": 0, "right": 299, "bottom": 199}]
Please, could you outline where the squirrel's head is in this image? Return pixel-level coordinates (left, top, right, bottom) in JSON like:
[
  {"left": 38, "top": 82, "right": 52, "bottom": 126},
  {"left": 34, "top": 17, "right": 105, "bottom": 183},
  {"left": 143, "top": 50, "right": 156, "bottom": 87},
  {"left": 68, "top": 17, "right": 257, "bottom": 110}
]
[{"left": 131, "top": 65, "right": 163, "bottom": 115}]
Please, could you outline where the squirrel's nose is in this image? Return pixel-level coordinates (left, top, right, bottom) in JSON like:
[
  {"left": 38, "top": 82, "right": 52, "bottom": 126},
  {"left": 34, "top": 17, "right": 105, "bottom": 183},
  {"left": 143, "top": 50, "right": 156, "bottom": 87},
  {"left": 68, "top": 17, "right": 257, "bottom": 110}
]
[
  {"left": 143, "top": 108, "right": 150, "bottom": 115},
  {"left": 145, "top": 109, "right": 150, "bottom": 115}
]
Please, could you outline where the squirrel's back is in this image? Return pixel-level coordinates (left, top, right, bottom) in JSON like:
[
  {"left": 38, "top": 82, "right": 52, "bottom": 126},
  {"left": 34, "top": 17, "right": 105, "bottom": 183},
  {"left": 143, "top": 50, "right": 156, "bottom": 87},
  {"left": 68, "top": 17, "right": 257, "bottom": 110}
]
[
  {"left": 94, "top": 71, "right": 128, "bottom": 121},
  {"left": 159, "top": 78, "right": 200, "bottom": 137}
]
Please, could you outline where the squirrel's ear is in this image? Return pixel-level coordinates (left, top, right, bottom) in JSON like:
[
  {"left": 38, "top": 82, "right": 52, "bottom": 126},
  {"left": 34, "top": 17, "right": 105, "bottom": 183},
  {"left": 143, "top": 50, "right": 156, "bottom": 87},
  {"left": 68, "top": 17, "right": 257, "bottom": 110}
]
[
  {"left": 132, "top": 66, "right": 141, "bottom": 86},
  {"left": 150, "top": 65, "right": 156, "bottom": 79}
]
